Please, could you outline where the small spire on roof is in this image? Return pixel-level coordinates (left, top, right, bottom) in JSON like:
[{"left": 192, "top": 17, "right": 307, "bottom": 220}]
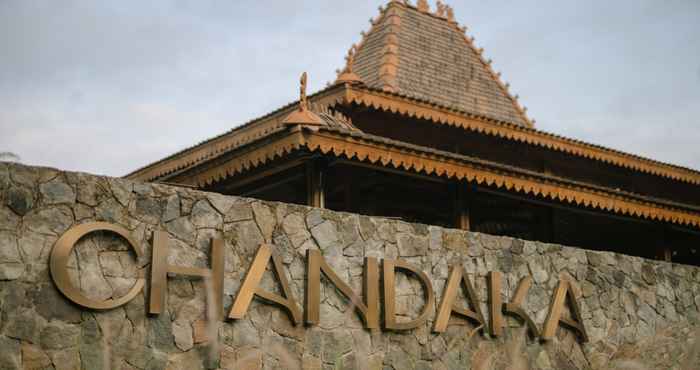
[
  {"left": 282, "top": 72, "right": 324, "bottom": 127},
  {"left": 300, "top": 72, "right": 308, "bottom": 108},
  {"left": 435, "top": 1, "right": 447, "bottom": 17},
  {"left": 417, "top": 0, "right": 429, "bottom": 13},
  {"left": 446, "top": 5, "right": 455, "bottom": 22},
  {"left": 335, "top": 44, "right": 363, "bottom": 85}
]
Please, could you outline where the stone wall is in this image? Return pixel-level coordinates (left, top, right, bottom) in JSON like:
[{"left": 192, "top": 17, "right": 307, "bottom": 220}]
[{"left": 0, "top": 162, "right": 699, "bottom": 370}]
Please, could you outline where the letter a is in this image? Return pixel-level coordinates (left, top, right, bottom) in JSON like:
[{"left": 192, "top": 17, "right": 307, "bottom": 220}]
[
  {"left": 433, "top": 266, "right": 486, "bottom": 333},
  {"left": 228, "top": 244, "right": 302, "bottom": 325},
  {"left": 541, "top": 279, "right": 588, "bottom": 342}
]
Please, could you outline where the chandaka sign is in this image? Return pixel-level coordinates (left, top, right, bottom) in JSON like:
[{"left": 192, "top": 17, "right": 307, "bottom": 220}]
[{"left": 49, "top": 222, "right": 588, "bottom": 342}]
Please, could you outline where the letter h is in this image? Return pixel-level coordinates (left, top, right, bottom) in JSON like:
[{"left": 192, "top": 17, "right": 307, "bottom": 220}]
[{"left": 149, "top": 231, "right": 225, "bottom": 320}]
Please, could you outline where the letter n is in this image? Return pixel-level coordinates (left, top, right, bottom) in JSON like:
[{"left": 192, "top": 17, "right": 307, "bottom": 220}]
[{"left": 305, "top": 249, "right": 379, "bottom": 329}]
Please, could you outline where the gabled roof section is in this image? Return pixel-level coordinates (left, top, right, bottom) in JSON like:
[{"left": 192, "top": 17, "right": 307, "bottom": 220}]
[{"left": 343, "top": 0, "right": 533, "bottom": 127}]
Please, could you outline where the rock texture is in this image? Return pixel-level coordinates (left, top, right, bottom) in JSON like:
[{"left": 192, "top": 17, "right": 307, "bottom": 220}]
[{"left": 0, "top": 162, "right": 699, "bottom": 370}]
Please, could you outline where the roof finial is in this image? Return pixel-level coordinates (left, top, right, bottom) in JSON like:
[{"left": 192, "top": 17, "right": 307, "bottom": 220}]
[
  {"left": 436, "top": 1, "right": 447, "bottom": 17},
  {"left": 346, "top": 44, "right": 357, "bottom": 68},
  {"left": 335, "top": 44, "right": 363, "bottom": 85},
  {"left": 417, "top": 0, "right": 429, "bottom": 12},
  {"left": 446, "top": 5, "right": 455, "bottom": 22},
  {"left": 282, "top": 72, "right": 324, "bottom": 126},
  {"left": 300, "top": 72, "right": 308, "bottom": 110}
]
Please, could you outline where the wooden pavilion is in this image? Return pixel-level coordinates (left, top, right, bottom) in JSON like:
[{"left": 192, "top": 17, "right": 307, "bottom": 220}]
[{"left": 127, "top": 0, "right": 700, "bottom": 265}]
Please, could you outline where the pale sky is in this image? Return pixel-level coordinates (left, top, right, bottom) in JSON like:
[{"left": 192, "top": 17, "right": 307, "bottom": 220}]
[{"left": 1, "top": 0, "right": 699, "bottom": 177}]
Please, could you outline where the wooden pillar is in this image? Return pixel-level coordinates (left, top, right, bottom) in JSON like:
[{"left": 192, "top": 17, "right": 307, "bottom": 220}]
[
  {"left": 306, "top": 159, "right": 325, "bottom": 208},
  {"left": 539, "top": 206, "right": 554, "bottom": 243},
  {"left": 453, "top": 182, "right": 472, "bottom": 231},
  {"left": 662, "top": 248, "right": 672, "bottom": 263},
  {"left": 342, "top": 171, "right": 353, "bottom": 212},
  {"left": 656, "top": 227, "right": 672, "bottom": 262}
]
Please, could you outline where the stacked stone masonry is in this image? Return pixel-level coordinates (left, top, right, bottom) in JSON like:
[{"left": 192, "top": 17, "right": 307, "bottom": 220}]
[{"left": 0, "top": 162, "right": 699, "bottom": 370}]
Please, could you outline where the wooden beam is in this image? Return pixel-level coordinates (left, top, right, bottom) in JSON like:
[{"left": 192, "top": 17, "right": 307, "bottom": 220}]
[
  {"left": 657, "top": 227, "right": 673, "bottom": 263},
  {"left": 307, "top": 159, "right": 325, "bottom": 208},
  {"left": 328, "top": 159, "right": 447, "bottom": 184},
  {"left": 240, "top": 173, "right": 304, "bottom": 197},
  {"left": 539, "top": 206, "right": 554, "bottom": 243},
  {"left": 474, "top": 187, "right": 657, "bottom": 227},
  {"left": 214, "top": 158, "right": 308, "bottom": 193}
]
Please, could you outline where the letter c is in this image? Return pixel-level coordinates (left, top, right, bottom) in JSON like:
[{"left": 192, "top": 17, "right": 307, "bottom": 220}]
[{"left": 50, "top": 222, "right": 145, "bottom": 310}]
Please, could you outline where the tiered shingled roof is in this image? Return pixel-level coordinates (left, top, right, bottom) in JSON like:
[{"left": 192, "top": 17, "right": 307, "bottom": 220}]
[
  {"left": 346, "top": 0, "right": 533, "bottom": 127},
  {"left": 125, "top": 0, "right": 700, "bottom": 229}
]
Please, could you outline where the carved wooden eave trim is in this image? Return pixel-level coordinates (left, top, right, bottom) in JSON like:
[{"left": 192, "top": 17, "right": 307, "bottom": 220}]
[
  {"left": 172, "top": 126, "right": 700, "bottom": 229},
  {"left": 124, "top": 86, "right": 346, "bottom": 182},
  {"left": 304, "top": 129, "right": 700, "bottom": 228},
  {"left": 343, "top": 86, "right": 700, "bottom": 186},
  {"left": 177, "top": 128, "right": 307, "bottom": 188}
]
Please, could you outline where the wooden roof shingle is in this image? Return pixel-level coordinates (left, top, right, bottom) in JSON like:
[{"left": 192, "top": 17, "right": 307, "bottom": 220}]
[{"left": 349, "top": 1, "right": 533, "bottom": 127}]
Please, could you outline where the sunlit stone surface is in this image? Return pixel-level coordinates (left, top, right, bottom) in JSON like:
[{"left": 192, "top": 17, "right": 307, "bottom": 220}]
[{"left": 0, "top": 162, "right": 699, "bottom": 369}]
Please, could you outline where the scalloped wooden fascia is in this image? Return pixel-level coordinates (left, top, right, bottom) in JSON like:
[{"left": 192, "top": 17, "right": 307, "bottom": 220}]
[
  {"left": 343, "top": 86, "right": 700, "bottom": 186},
  {"left": 127, "top": 90, "right": 345, "bottom": 182},
  {"left": 174, "top": 126, "right": 700, "bottom": 228}
]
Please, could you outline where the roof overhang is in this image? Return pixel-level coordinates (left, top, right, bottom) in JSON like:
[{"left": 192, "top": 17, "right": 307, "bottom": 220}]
[
  {"left": 167, "top": 124, "right": 700, "bottom": 229},
  {"left": 343, "top": 85, "right": 700, "bottom": 185}
]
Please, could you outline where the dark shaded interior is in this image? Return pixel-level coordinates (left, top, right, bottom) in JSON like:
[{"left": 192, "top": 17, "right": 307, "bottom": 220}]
[
  {"left": 206, "top": 154, "right": 700, "bottom": 267},
  {"left": 339, "top": 105, "right": 700, "bottom": 207}
]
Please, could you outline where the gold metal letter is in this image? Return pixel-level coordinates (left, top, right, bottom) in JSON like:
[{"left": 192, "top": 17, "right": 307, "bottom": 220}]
[
  {"left": 50, "top": 222, "right": 145, "bottom": 310},
  {"left": 501, "top": 276, "right": 540, "bottom": 338},
  {"left": 433, "top": 265, "right": 485, "bottom": 333},
  {"left": 383, "top": 259, "right": 435, "bottom": 330},
  {"left": 228, "top": 244, "right": 302, "bottom": 325},
  {"left": 305, "top": 250, "right": 379, "bottom": 329},
  {"left": 541, "top": 279, "right": 588, "bottom": 342},
  {"left": 149, "top": 231, "right": 225, "bottom": 319}
]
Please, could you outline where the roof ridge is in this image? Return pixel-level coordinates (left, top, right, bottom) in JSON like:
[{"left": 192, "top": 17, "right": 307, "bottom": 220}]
[
  {"left": 378, "top": 3, "right": 402, "bottom": 92},
  {"left": 346, "top": 1, "right": 534, "bottom": 127},
  {"left": 432, "top": 2, "right": 536, "bottom": 128}
]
